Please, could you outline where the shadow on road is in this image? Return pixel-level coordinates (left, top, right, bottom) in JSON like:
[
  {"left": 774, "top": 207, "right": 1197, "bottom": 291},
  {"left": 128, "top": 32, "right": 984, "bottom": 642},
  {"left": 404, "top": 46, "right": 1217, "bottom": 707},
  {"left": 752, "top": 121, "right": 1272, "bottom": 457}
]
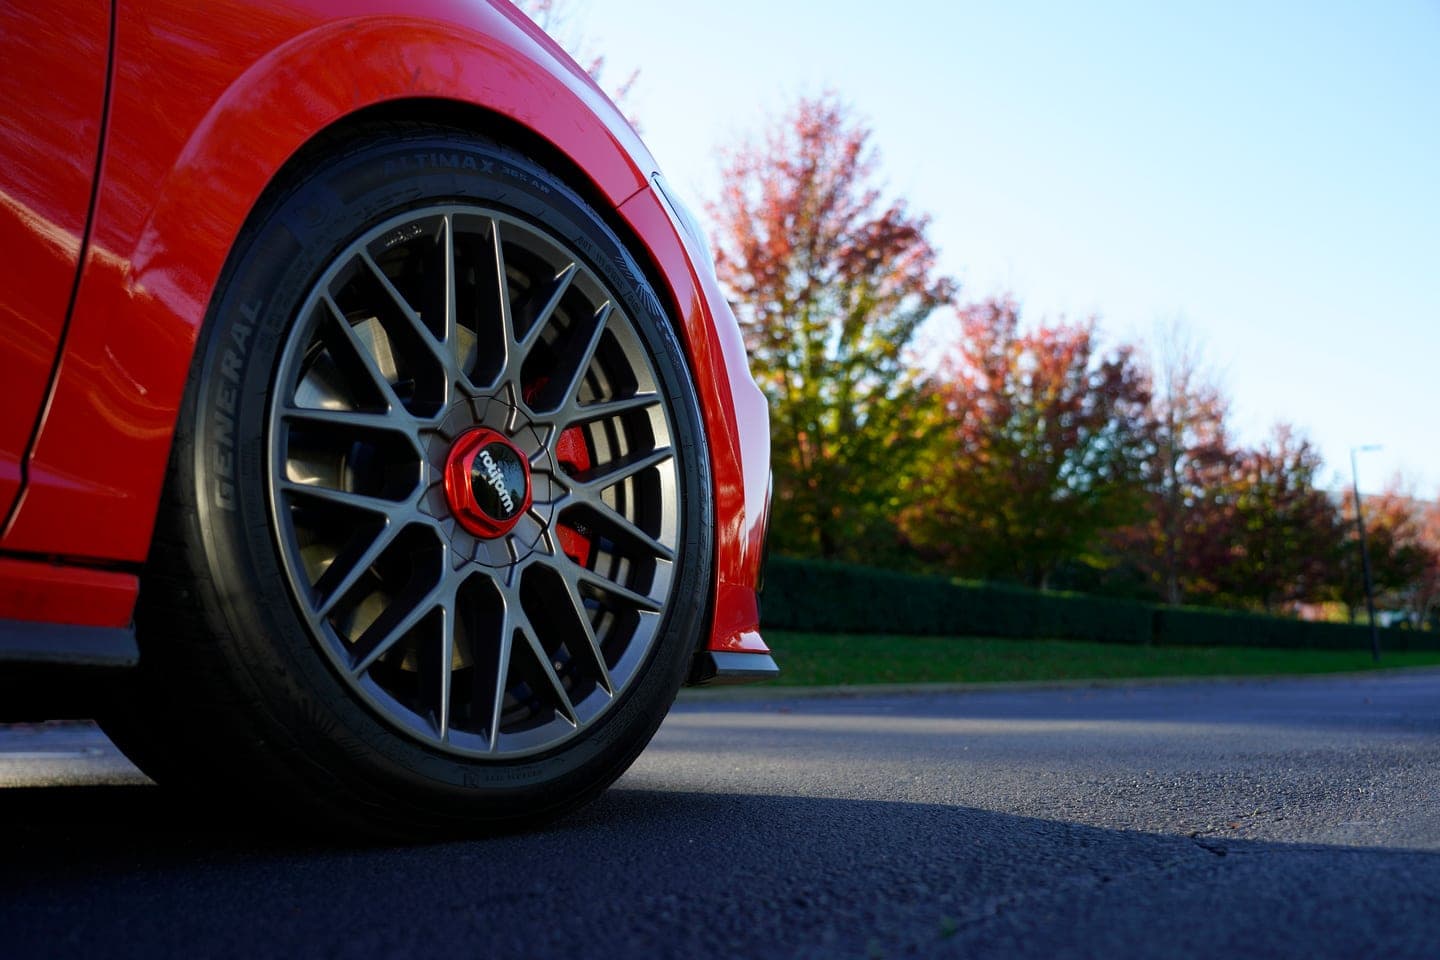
[
  {"left": 0, "top": 783, "right": 330, "bottom": 862},
  {"left": 2, "top": 781, "right": 1438, "bottom": 959}
]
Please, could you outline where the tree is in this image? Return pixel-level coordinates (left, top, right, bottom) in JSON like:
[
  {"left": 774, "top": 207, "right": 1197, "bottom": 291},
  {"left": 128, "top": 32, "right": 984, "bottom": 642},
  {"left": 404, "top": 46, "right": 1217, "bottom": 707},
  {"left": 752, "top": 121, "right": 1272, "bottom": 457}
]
[
  {"left": 1414, "top": 498, "right": 1440, "bottom": 629},
  {"left": 709, "top": 93, "right": 956, "bottom": 561},
  {"left": 1333, "top": 479, "right": 1437, "bottom": 623},
  {"left": 1216, "top": 424, "right": 1340, "bottom": 613},
  {"left": 901, "top": 296, "right": 1153, "bottom": 588},
  {"left": 1114, "top": 321, "right": 1237, "bottom": 604}
]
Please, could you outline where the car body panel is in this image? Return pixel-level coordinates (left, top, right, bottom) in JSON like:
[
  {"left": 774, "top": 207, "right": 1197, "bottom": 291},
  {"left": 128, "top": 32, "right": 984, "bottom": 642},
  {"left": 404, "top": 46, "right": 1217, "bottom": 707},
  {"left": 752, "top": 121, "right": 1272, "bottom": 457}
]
[
  {"left": 617, "top": 188, "right": 771, "bottom": 655},
  {"left": 0, "top": 0, "right": 770, "bottom": 657},
  {"left": 0, "top": 2, "right": 110, "bottom": 522},
  {"left": 0, "top": 557, "right": 138, "bottom": 629}
]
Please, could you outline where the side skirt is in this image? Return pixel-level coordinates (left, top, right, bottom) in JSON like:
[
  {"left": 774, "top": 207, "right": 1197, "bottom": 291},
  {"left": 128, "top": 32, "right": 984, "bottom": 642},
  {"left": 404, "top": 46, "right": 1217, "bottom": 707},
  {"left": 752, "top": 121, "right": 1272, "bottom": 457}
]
[{"left": 0, "top": 619, "right": 138, "bottom": 721}]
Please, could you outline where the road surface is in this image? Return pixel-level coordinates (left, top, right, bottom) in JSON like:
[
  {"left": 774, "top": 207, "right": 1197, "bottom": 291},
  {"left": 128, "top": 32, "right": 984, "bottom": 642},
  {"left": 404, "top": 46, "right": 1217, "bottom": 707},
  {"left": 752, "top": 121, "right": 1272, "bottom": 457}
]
[{"left": 3, "top": 671, "right": 1439, "bottom": 958}]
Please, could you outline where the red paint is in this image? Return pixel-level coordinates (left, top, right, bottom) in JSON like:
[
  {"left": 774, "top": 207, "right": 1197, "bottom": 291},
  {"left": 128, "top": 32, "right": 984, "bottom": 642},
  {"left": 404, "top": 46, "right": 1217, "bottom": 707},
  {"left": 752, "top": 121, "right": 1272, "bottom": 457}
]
[
  {"left": 712, "top": 630, "right": 772, "bottom": 655},
  {"left": 6, "top": 1, "right": 654, "bottom": 562},
  {"left": 0, "top": 558, "right": 138, "bottom": 627},
  {"left": 554, "top": 426, "right": 594, "bottom": 566},
  {"left": 616, "top": 190, "right": 773, "bottom": 654},
  {"left": 0, "top": 2, "right": 109, "bottom": 521},
  {"left": 0, "top": 0, "right": 770, "bottom": 656},
  {"left": 443, "top": 428, "right": 533, "bottom": 539}
]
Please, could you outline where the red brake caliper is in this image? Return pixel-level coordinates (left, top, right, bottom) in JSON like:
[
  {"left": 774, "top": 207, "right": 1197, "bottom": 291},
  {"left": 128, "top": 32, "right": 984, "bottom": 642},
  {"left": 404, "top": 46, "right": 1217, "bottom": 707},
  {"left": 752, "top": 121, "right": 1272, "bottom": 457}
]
[
  {"left": 554, "top": 426, "right": 593, "bottom": 565},
  {"left": 527, "top": 379, "right": 593, "bottom": 565}
]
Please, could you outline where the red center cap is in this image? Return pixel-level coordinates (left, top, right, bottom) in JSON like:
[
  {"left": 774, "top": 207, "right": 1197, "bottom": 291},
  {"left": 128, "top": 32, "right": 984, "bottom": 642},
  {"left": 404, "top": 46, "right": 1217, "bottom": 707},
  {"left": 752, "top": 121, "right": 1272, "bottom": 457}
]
[{"left": 443, "top": 428, "right": 534, "bottom": 539}]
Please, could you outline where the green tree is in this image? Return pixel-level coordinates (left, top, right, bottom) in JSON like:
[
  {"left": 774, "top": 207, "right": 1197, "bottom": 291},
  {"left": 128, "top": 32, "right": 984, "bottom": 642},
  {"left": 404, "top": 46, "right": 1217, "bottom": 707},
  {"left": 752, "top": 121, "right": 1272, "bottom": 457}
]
[
  {"left": 709, "top": 94, "right": 955, "bottom": 560},
  {"left": 1216, "top": 424, "right": 1340, "bottom": 613},
  {"left": 902, "top": 297, "right": 1153, "bottom": 588}
]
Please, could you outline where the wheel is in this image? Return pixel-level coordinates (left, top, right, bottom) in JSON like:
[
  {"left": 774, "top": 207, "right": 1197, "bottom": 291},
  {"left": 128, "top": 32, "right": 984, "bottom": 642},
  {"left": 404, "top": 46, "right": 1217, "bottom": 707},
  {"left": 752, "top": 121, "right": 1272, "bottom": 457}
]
[{"left": 100, "top": 125, "right": 713, "bottom": 836}]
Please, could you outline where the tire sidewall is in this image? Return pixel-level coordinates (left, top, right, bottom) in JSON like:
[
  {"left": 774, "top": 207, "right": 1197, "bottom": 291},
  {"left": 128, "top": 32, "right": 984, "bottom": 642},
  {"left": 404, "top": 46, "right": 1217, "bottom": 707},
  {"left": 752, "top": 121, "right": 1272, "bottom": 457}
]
[{"left": 183, "top": 130, "right": 711, "bottom": 820}]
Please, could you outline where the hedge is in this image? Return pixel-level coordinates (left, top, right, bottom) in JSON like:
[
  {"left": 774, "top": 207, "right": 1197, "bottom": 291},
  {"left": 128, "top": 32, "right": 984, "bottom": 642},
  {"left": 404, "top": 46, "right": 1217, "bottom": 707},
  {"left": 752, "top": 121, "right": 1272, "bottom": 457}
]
[
  {"left": 761, "top": 557, "right": 1152, "bottom": 644},
  {"left": 761, "top": 556, "right": 1440, "bottom": 652},
  {"left": 1152, "top": 605, "right": 1439, "bottom": 652}
]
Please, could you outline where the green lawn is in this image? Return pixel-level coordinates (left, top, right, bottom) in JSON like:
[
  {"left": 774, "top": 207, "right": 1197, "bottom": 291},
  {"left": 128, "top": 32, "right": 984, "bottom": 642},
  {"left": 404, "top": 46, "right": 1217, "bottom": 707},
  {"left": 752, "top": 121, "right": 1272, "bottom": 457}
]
[{"left": 761, "top": 631, "right": 1440, "bottom": 686}]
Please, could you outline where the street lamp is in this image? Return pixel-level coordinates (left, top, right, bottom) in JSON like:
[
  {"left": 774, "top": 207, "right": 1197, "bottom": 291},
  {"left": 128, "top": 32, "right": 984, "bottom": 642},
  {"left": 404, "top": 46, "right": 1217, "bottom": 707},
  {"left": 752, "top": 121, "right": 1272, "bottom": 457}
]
[{"left": 1350, "top": 444, "right": 1382, "bottom": 663}]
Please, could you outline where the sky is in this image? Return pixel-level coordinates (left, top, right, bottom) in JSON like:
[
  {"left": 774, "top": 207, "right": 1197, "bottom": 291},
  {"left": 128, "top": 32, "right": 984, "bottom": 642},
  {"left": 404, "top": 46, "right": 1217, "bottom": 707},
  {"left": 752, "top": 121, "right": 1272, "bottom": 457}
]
[{"left": 559, "top": 0, "right": 1439, "bottom": 495}]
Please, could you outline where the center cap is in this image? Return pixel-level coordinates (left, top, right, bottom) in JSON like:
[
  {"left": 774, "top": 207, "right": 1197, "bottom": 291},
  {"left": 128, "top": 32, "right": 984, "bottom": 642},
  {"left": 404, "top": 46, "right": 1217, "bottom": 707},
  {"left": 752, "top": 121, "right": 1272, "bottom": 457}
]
[{"left": 443, "top": 428, "right": 533, "bottom": 539}]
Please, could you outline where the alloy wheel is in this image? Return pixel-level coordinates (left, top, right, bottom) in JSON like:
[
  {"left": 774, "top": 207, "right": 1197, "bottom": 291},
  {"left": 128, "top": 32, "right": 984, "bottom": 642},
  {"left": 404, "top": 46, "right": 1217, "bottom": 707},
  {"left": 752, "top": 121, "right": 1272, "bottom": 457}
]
[{"left": 267, "top": 205, "right": 682, "bottom": 759}]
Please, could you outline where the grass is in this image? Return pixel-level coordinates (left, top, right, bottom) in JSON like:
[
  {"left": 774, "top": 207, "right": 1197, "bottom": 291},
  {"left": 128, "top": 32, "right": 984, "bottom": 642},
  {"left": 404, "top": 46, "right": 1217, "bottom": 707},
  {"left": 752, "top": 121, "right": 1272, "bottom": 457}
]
[{"left": 760, "top": 631, "right": 1440, "bottom": 687}]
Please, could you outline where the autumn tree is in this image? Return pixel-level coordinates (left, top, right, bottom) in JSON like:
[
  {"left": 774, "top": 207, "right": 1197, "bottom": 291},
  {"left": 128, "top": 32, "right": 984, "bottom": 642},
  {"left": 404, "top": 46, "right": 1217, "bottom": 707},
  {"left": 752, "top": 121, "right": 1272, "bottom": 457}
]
[
  {"left": 901, "top": 297, "right": 1152, "bottom": 588},
  {"left": 1112, "top": 322, "right": 1237, "bottom": 604},
  {"left": 1332, "top": 480, "right": 1437, "bottom": 622},
  {"left": 1215, "top": 424, "right": 1340, "bottom": 612},
  {"left": 1413, "top": 498, "right": 1440, "bottom": 628},
  {"left": 709, "top": 94, "right": 956, "bottom": 560}
]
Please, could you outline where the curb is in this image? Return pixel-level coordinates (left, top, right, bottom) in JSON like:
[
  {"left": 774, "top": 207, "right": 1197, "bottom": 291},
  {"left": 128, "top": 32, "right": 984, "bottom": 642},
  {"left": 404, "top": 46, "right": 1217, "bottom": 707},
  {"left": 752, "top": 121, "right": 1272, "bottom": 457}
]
[{"left": 675, "top": 664, "right": 1440, "bottom": 703}]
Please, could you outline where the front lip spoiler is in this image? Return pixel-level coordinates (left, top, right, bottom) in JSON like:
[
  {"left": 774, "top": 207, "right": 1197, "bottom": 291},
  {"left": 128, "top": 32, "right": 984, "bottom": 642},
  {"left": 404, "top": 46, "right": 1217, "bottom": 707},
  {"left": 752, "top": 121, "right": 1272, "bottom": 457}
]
[{"left": 687, "top": 650, "right": 780, "bottom": 686}]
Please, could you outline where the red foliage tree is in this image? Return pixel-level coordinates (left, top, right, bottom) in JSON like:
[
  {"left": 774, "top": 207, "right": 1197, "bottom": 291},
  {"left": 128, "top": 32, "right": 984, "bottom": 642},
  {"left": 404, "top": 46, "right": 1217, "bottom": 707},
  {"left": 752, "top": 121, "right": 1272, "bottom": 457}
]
[
  {"left": 901, "top": 297, "right": 1152, "bottom": 588},
  {"left": 1111, "top": 324, "right": 1238, "bottom": 604},
  {"left": 709, "top": 93, "right": 956, "bottom": 560},
  {"left": 1333, "top": 479, "right": 1438, "bottom": 623},
  {"left": 1414, "top": 498, "right": 1440, "bottom": 628},
  {"left": 1215, "top": 424, "right": 1340, "bottom": 613}
]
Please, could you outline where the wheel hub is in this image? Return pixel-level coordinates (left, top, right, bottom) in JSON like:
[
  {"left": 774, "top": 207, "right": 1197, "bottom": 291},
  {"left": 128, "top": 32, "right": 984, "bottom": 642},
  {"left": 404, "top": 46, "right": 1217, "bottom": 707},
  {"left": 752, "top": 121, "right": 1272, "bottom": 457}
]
[
  {"left": 443, "top": 427, "right": 533, "bottom": 539},
  {"left": 418, "top": 395, "right": 558, "bottom": 570}
]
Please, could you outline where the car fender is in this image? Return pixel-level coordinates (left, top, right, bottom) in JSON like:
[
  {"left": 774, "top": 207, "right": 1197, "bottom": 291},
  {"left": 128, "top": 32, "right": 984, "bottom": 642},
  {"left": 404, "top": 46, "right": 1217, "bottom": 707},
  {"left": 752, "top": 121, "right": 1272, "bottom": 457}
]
[{"left": 4, "top": 1, "right": 767, "bottom": 656}]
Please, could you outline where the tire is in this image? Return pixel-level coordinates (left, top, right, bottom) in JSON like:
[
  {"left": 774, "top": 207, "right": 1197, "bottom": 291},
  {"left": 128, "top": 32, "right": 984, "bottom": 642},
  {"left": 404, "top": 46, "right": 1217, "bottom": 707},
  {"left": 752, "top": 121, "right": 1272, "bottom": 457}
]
[{"left": 100, "top": 125, "right": 713, "bottom": 837}]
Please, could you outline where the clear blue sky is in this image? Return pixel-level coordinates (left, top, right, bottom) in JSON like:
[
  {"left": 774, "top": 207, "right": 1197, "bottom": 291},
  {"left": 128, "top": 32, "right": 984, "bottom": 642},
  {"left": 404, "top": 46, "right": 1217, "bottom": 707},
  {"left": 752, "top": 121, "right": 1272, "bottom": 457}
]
[{"left": 562, "top": 0, "right": 1439, "bottom": 496}]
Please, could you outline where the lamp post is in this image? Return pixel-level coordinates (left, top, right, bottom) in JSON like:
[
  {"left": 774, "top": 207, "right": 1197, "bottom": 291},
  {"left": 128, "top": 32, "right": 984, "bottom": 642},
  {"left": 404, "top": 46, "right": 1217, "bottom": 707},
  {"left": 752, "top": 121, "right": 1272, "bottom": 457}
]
[{"left": 1350, "top": 445, "right": 1382, "bottom": 663}]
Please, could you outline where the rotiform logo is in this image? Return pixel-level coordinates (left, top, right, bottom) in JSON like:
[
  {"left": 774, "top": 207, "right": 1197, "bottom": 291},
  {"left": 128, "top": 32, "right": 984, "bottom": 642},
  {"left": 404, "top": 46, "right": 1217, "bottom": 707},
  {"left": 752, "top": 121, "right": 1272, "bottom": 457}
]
[
  {"left": 444, "top": 430, "right": 530, "bottom": 537},
  {"left": 478, "top": 448, "right": 515, "bottom": 516}
]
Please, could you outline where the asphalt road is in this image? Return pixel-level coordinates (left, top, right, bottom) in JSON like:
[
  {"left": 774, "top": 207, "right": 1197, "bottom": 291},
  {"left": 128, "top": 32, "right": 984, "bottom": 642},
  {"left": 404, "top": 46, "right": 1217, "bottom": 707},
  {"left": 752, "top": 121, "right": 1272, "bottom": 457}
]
[{"left": 4, "top": 671, "right": 1440, "bottom": 959}]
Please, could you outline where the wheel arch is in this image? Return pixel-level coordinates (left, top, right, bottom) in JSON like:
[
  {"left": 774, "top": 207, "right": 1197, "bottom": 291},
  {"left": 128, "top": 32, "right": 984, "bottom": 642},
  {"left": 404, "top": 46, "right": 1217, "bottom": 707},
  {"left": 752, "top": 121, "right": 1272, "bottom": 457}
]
[{"left": 244, "top": 100, "right": 744, "bottom": 671}]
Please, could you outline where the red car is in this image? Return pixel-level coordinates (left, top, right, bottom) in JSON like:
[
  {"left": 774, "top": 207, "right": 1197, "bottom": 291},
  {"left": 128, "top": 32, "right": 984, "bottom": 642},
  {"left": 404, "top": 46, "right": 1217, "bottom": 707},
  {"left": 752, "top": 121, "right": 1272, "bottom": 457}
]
[{"left": 0, "top": 0, "right": 774, "bottom": 833}]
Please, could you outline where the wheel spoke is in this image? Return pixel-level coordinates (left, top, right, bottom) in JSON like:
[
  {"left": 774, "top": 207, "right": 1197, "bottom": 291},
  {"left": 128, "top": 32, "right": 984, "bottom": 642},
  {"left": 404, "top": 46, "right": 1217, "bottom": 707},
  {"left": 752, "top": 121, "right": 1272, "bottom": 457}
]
[
  {"left": 570, "top": 446, "right": 674, "bottom": 495},
  {"left": 313, "top": 518, "right": 406, "bottom": 618},
  {"left": 565, "top": 498, "right": 674, "bottom": 562},
  {"left": 278, "top": 480, "right": 403, "bottom": 517},
  {"left": 359, "top": 249, "right": 421, "bottom": 327},
  {"left": 516, "top": 261, "right": 578, "bottom": 359},
  {"left": 359, "top": 248, "right": 459, "bottom": 384},
  {"left": 281, "top": 405, "right": 414, "bottom": 435},
  {"left": 490, "top": 218, "right": 517, "bottom": 366},
  {"left": 487, "top": 594, "right": 518, "bottom": 753},
  {"left": 563, "top": 303, "right": 610, "bottom": 407},
  {"left": 564, "top": 557, "right": 664, "bottom": 613},
  {"left": 278, "top": 480, "right": 404, "bottom": 517},
  {"left": 518, "top": 614, "right": 578, "bottom": 727},
  {"left": 530, "top": 302, "right": 611, "bottom": 415},
  {"left": 440, "top": 214, "right": 458, "bottom": 352},
  {"left": 351, "top": 574, "right": 450, "bottom": 677},
  {"left": 320, "top": 295, "right": 406, "bottom": 414},
  {"left": 554, "top": 568, "right": 613, "bottom": 696},
  {"left": 435, "top": 600, "right": 455, "bottom": 741},
  {"left": 560, "top": 392, "right": 661, "bottom": 428}
]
